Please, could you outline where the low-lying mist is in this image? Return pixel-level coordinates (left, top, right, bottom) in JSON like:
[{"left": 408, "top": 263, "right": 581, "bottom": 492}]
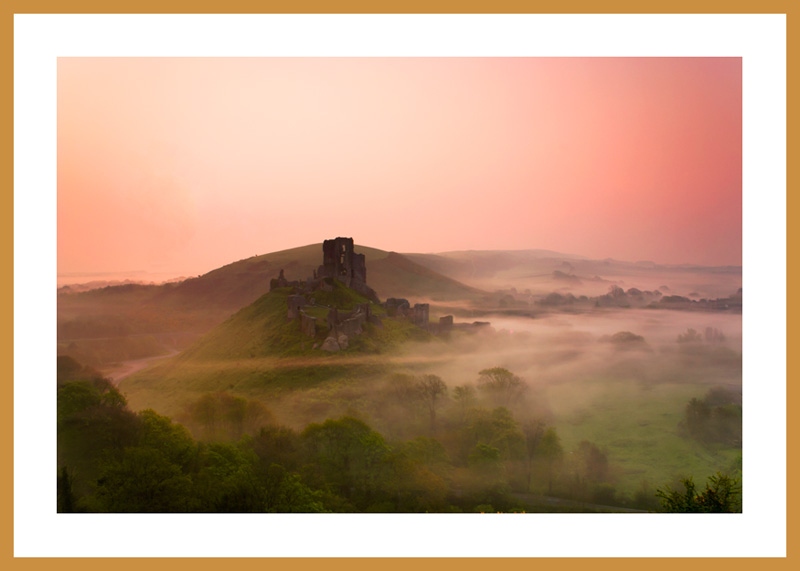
[
  {"left": 265, "top": 306, "right": 741, "bottom": 501},
  {"left": 410, "top": 309, "right": 740, "bottom": 391}
]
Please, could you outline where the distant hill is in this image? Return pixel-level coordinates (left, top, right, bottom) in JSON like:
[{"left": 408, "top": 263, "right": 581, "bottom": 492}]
[
  {"left": 403, "top": 249, "right": 587, "bottom": 286},
  {"left": 155, "top": 243, "right": 484, "bottom": 310},
  {"left": 403, "top": 249, "right": 741, "bottom": 299},
  {"left": 58, "top": 242, "right": 483, "bottom": 365}
]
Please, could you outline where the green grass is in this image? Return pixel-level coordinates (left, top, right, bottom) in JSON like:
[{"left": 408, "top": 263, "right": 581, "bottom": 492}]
[{"left": 544, "top": 378, "right": 742, "bottom": 497}]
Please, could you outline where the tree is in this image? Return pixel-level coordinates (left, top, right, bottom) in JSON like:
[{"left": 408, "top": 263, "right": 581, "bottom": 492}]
[
  {"left": 416, "top": 374, "right": 447, "bottom": 434},
  {"left": 452, "top": 384, "right": 477, "bottom": 421},
  {"left": 522, "top": 420, "right": 545, "bottom": 491},
  {"left": 685, "top": 397, "right": 712, "bottom": 439},
  {"left": 677, "top": 328, "right": 703, "bottom": 343},
  {"left": 575, "top": 440, "right": 609, "bottom": 484},
  {"left": 57, "top": 466, "right": 76, "bottom": 513},
  {"left": 94, "top": 447, "right": 194, "bottom": 512},
  {"left": 537, "top": 427, "right": 564, "bottom": 494},
  {"left": 57, "top": 379, "right": 140, "bottom": 501},
  {"left": 656, "top": 473, "right": 741, "bottom": 513},
  {"left": 301, "top": 417, "right": 391, "bottom": 505},
  {"left": 138, "top": 409, "right": 197, "bottom": 469},
  {"left": 192, "top": 442, "right": 265, "bottom": 512},
  {"left": 477, "top": 367, "right": 527, "bottom": 407},
  {"left": 262, "top": 464, "right": 328, "bottom": 513},
  {"left": 466, "top": 407, "right": 526, "bottom": 462}
]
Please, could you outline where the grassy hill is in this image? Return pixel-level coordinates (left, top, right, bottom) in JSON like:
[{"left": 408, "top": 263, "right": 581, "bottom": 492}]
[
  {"left": 182, "top": 279, "right": 432, "bottom": 361},
  {"left": 120, "top": 279, "right": 439, "bottom": 419},
  {"left": 367, "top": 252, "right": 484, "bottom": 301}
]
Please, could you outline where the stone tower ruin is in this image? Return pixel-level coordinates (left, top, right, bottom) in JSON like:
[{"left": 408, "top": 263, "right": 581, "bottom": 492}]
[{"left": 317, "top": 237, "right": 375, "bottom": 301}]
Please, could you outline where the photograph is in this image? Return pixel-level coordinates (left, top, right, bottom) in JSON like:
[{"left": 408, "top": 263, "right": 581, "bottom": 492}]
[{"left": 55, "top": 56, "right": 743, "bottom": 515}]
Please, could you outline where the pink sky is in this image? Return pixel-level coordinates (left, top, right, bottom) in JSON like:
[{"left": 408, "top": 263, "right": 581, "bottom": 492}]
[{"left": 57, "top": 58, "right": 741, "bottom": 279}]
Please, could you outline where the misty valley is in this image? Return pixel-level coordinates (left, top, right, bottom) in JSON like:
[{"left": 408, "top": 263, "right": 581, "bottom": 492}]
[{"left": 57, "top": 239, "right": 742, "bottom": 513}]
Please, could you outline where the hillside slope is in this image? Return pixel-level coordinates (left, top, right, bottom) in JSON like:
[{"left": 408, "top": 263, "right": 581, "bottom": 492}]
[{"left": 179, "top": 279, "right": 433, "bottom": 362}]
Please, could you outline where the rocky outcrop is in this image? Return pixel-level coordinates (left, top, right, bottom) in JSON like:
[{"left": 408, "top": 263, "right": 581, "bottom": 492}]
[{"left": 320, "top": 336, "right": 341, "bottom": 352}]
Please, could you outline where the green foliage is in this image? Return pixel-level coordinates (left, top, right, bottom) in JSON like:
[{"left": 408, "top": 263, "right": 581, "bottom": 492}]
[
  {"left": 683, "top": 389, "right": 742, "bottom": 445},
  {"left": 95, "top": 447, "right": 194, "bottom": 512},
  {"left": 251, "top": 425, "right": 303, "bottom": 472},
  {"left": 477, "top": 367, "right": 528, "bottom": 407},
  {"left": 263, "top": 464, "right": 328, "bottom": 513},
  {"left": 385, "top": 452, "right": 450, "bottom": 512},
  {"left": 307, "top": 279, "right": 371, "bottom": 310},
  {"left": 537, "top": 427, "right": 564, "bottom": 493},
  {"left": 180, "top": 392, "right": 276, "bottom": 442},
  {"left": 192, "top": 442, "right": 265, "bottom": 512},
  {"left": 301, "top": 416, "right": 391, "bottom": 504},
  {"left": 465, "top": 407, "right": 526, "bottom": 462},
  {"left": 138, "top": 409, "right": 197, "bottom": 468},
  {"left": 62, "top": 355, "right": 734, "bottom": 513},
  {"left": 656, "top": 472, "right": 741, "bottom": 513},
  {"left": 58, "top": 379, "right": 140, "bottom": 501},
  {"left": 402, "top": 437, "right": 450, "bottom": 470}
]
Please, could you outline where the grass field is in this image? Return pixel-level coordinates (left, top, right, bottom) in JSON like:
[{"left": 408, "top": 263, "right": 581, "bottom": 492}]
[{"left": 544, "top": 378, "right": 741, "bottom": 497}]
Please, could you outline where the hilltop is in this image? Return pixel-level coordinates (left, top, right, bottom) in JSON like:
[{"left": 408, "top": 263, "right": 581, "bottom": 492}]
[{"left": 57, "top": 242, "right": 483, "bottom": 367}]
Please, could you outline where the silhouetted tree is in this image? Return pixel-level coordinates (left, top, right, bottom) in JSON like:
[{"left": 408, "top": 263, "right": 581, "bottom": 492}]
[
  {"left": 453, "top": 384, "right": 477, "bottom": 421},
  {"left": 522, "top": 420, "right": 545, "bottom": 491},
  {"left": 416, "top": 374, "right": 447, "bottom": 434},
  {"left": 538, "top": 427, "right": 564, "bottom": 494}
]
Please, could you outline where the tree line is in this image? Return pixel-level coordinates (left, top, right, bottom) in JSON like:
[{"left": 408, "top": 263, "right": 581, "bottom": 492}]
[{"left": 57, "top": 356, "right": 739, "bottom": 513}]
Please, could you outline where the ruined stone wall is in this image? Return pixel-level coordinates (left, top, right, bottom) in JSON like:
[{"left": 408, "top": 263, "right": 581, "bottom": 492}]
[
  {"left": 384, "top": 298, "right": 410, "bottom": 317},
  {"left": 300, "top": 311, "right": 316, "bottom": 337},
  {"left": 355, "top": 303, "right": 371, "bottom": 320},
  {"left": 327, "top": 308, "right": 339, "bottom": 336},
  {"left": 339, "top": 314, "right": 366, "bottom": 338},
  {"left": 352, "top": 253, "right": 367, "bottom": 285},
  {"left": 287, "top": 295, "right": 306, "bottom": 319},
  {"left": 412, "top": 303, "right": 430, "bottom": 329}
]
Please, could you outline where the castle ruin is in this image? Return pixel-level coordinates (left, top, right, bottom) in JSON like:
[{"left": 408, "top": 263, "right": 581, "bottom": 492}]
[
  {"left": 317, "top": 237, "right": 376, "bottom": 302},
  {"left": 272, "top": 237, "right": 488, "bottom": 351}
]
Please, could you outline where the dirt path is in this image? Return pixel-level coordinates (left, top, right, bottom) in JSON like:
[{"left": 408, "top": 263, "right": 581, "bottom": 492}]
[{"left": 104, "top": 349, "right": 180, "bottom": 386}]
